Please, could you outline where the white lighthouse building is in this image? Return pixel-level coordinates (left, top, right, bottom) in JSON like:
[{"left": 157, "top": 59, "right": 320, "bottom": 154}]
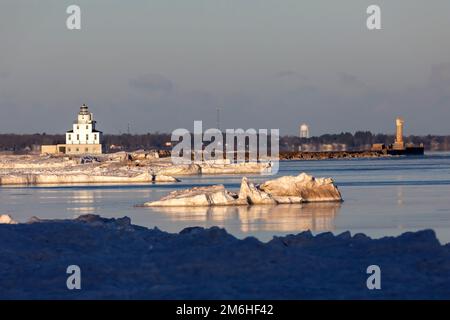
[{"left": 65, "top": 104, "right": 103, "bottom": 154}]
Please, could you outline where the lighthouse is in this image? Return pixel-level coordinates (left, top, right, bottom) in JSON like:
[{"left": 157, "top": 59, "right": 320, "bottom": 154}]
[
  {"left": 370, "top": 117, "right": 424, "bottom": 156},
  {"left": 65, "top": 104, "right": 103, "bottom": 154},
  {"left": 393, "top": 117, "right": 405, "bottom": 150}
]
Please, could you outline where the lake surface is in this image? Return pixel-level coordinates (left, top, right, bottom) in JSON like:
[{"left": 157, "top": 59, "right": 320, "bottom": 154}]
[{"left": 1, "top": 153, "right": 450, "bottom": 243}]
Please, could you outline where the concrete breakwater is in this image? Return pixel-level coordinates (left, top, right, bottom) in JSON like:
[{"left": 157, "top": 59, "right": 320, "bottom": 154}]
[
  {"left": 158, "top": 149, "right": 389, "bottom": 161},
  {"left": 279, "top": 150, "right": 388, "bottom": 160}
]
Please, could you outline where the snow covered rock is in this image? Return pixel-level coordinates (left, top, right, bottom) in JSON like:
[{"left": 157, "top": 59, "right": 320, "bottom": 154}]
[
  {"left": 238, "top": 177, "right": 277, "bottom": 205},
  {"left": 144, "top": 185, "right": 247, "bottom": 207},
  {"left": 74, "top": 214, "right": 136, "bottom": 231},
  {"left": 108, "top": 151, "right": 128, "bottom": 162},
  {"left": 0, "top": 214, "right": 17, "bottom": 224},
  {"left": 272, "top": 196, "right": 303, "bottom": 204},
  {"left": 145, "top": 172, "right": 342, "bottom": 207},
  {"left": 130, "top": 150, "right": 159, "bottom": 160},
  {"left": 0, "top": 171, "right": 179, "bottom": 185},
  {"left": 80, "top": 156, "right": 100, "bottom": 164},
  {"left": 156, "top": 164, "right": 202, "bottom": 176},
  {"left": 200, "top": 162, "right": 272, "bottom": 174},
  {"left": 152, "top": 174, "right": 180, "bottom": 182},
  {"left": 259, "top": 173, "right": 342, "bottom": 202}
]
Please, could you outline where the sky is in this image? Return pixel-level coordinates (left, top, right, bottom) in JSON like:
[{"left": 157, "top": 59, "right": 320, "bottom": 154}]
[{"left": 1, "top": 0, "right": 450, "bottom": 136}]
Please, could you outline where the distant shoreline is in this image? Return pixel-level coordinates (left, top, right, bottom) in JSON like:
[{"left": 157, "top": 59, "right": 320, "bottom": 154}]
[{"left": 279, "top": 150, "right": 391, "bottom": 160}]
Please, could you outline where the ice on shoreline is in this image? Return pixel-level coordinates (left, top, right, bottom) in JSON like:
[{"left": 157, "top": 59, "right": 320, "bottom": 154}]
[
  {"left": 0, "top": 153, "right": 271, "bottom": 185},
  {"left": 0, "top": 171, "right": 179, "bottom": 185},
  {"left": 0, "top": 214, "right": 449, "bottom": 299}
]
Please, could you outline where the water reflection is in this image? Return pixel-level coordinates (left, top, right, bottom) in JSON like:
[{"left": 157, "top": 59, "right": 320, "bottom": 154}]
[
  {"left": 148, "top": 202, "right": 341, "bottom": 233},
  {"left": 67, "top": 190, "right": 96, "bottom": 215},
  {"left": 397, "top": 186, "right": 404, "bottom": 206}
]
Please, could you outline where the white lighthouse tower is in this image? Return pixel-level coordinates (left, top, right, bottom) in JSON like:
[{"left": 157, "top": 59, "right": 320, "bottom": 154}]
[{"left": 65, "top": 104, "right": 103, "bottom": 154}]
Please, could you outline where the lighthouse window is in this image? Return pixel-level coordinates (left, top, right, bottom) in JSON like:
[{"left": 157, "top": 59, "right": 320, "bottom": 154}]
[
  {"left": 68, "top": 134, "right": 71, "bottom": 141},
  {"left": 86, "top": 134, "right": 89, "bottom": 140},
  {"left": 86, "top": 125, "right": 88, "bottom": 129},
  {"left": 77, "top": 134, "right": 79, "bottom": 140}
]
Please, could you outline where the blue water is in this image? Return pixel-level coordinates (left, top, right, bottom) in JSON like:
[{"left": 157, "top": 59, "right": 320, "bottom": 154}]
[{"left": 1, "top": 153, "right": 450, "bottom": 243}]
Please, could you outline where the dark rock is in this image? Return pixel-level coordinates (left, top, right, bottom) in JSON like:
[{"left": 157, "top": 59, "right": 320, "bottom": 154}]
[{"left": 336, "top": 231, "right": 352, "bottom": 240}]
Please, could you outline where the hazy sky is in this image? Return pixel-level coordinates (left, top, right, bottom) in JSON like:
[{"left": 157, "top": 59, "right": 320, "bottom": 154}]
[{"left": 1, "top": 0, "right": 450, "bottom": 136}]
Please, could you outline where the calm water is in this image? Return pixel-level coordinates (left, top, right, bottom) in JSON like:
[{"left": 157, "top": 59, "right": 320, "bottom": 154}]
[{"left": 1, "top": 153, "right": 450, "bottom": 243}]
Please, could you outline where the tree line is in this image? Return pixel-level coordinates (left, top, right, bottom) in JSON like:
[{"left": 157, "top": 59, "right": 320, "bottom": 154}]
[
  {"left": 0, "top": 131, "right": 449, "bottom": 152},
  {"left": 281, "top": 131, "right": 450, "bottom": 151}
]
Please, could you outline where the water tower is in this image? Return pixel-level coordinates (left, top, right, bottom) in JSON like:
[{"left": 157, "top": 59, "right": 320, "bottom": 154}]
[{"left": 299, "top": 123, "right": 310, "bottom": 138}]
